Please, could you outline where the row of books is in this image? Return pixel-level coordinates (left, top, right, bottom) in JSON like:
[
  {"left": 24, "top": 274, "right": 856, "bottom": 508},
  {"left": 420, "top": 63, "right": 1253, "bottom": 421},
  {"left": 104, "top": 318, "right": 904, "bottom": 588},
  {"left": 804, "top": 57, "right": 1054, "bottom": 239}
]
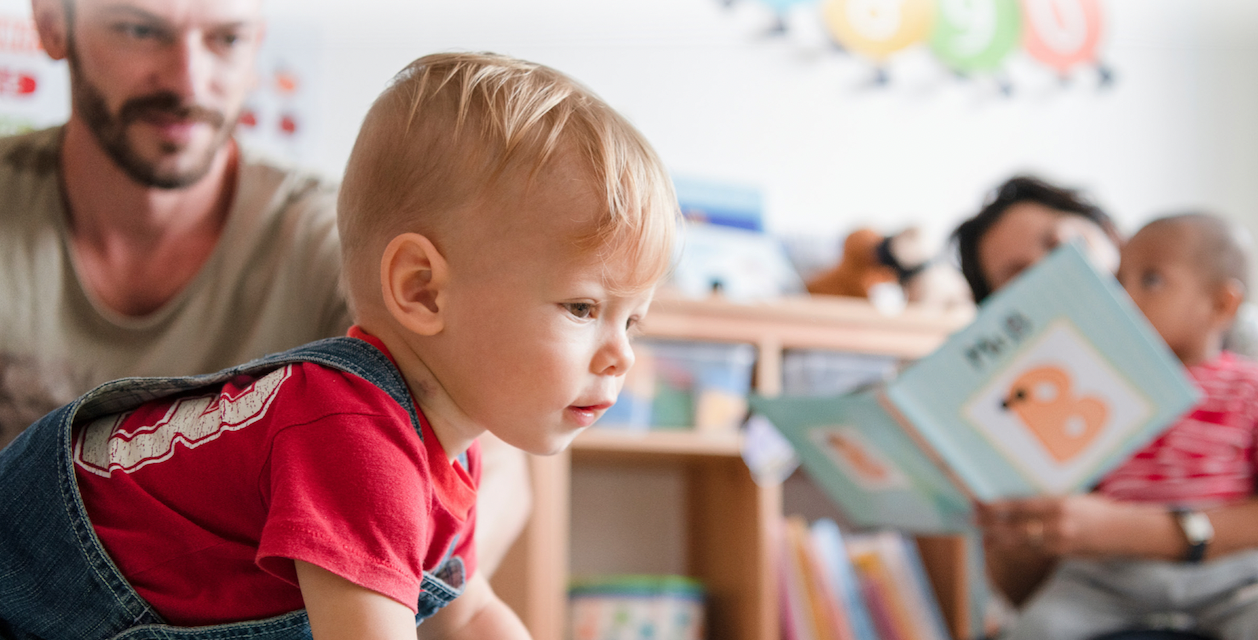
[{"left": 780, "top": 516, "right": 951, "bottom": 640}]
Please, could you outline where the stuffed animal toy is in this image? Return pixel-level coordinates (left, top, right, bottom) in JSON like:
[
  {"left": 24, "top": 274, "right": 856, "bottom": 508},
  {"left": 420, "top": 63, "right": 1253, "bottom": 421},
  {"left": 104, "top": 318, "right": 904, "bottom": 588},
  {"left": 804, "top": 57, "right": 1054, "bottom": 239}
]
[
  {"left": 807, "top": 226, "right": 973, "bottom": 313},
  {"left": 805, "top": 228, "right": 897, "bottom": 298}
]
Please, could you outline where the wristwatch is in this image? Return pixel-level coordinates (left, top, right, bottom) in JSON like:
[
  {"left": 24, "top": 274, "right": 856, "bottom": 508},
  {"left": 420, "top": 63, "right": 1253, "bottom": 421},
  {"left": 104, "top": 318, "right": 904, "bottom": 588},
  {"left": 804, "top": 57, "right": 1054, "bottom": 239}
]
[{"left": 1172, "top": 508, "right": 1214, "bottom": 563}]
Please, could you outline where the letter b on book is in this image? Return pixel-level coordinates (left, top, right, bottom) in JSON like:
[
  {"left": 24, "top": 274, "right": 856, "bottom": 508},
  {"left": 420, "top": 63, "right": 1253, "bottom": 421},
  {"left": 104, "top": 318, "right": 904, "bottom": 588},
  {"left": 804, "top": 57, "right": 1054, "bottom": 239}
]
[
  {"left": 1002, "top": 365, "right": 1109, "bottom": 463},
  {"left": 964, "top": 320, "right": 1150, "bottom": 493}
]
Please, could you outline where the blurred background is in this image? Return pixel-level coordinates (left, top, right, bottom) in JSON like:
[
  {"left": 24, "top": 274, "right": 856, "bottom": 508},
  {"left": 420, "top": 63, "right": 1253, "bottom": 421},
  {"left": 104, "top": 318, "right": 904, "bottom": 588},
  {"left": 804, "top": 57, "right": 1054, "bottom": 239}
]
[{"left": 2, "top": 0, "right": 1256, "bottom": 282}]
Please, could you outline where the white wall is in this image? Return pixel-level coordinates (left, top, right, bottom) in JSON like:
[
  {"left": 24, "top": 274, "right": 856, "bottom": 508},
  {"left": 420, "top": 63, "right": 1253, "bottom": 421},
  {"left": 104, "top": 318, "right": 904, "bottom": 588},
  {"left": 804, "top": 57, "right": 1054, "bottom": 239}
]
[
  {"left": 4, "top": 0, "right": 1256, "bottom": 257},
  {"left": 260, "top": 0, "right": 1258, "bottom": 256}
]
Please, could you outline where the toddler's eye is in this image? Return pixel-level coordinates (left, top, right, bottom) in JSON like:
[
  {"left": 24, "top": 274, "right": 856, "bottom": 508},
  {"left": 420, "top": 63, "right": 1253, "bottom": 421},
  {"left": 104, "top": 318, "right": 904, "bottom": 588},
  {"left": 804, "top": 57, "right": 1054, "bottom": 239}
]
[
  {"left": 1141, "top": 272, "right": 1163, "bottom": 289},
  {"left": 563, "top": 302, "right": 595, "bottom": 319}
]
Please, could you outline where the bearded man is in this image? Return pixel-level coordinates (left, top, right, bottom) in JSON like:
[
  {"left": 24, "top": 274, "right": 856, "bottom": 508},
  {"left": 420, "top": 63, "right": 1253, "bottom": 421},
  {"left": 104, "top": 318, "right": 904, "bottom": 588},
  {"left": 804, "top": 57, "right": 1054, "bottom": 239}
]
[{"left": 0, "top": 0, "right": 530, "bottom": 577}]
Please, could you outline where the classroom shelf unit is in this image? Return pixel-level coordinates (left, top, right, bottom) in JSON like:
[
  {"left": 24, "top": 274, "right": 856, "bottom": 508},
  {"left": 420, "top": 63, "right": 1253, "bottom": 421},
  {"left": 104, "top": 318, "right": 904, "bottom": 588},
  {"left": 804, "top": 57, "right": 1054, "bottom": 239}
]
[{"left": 489, "top": 293, "right": 972, "bottom": 640}]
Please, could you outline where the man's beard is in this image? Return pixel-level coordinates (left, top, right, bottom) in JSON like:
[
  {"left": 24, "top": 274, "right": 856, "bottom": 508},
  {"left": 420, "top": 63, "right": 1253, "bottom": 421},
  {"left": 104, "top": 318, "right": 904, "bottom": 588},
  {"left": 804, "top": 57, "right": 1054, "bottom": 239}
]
[{"left": 68, "top": 53, "right": 235, "bottom": 190}]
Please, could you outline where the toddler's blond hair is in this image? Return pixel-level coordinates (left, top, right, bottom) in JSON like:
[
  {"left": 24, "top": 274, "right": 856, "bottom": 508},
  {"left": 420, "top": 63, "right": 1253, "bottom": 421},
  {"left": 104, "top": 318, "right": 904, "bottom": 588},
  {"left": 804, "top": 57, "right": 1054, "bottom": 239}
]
[{"left": 337, "top": 52, "right": 678, "bottom": 317}]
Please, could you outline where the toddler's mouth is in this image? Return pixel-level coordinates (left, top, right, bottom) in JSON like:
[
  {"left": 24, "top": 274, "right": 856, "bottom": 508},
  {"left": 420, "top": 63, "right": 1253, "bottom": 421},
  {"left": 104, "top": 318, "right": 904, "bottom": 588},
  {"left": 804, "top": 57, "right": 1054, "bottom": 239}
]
[{"left": 568, "top": 402, "right": 613, "bottom": 427}]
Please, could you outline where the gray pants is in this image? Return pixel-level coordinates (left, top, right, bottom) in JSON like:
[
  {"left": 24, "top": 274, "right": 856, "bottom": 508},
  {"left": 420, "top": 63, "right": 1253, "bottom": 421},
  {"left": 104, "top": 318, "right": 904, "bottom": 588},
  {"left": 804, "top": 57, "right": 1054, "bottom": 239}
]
[{"left": 1004, "top": 551, "right": 1258, "bottom": 640}]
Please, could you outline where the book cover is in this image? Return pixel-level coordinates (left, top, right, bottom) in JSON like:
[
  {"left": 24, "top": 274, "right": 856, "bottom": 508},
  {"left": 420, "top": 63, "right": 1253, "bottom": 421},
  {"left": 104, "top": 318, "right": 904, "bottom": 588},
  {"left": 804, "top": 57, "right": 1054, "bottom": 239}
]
[{"left": 752, "top": 242, "right": 1200, "bottom": 530}]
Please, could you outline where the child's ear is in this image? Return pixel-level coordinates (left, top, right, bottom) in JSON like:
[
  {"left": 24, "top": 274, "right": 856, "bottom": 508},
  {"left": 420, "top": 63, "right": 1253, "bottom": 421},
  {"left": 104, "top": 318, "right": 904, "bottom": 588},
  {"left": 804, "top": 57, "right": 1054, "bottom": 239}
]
[
  {"left": 1214, "top": 278, "right": 1246, "bottom": 325},
  {"left": 380, "top": 233, "right": 448, "bottom": 336}
]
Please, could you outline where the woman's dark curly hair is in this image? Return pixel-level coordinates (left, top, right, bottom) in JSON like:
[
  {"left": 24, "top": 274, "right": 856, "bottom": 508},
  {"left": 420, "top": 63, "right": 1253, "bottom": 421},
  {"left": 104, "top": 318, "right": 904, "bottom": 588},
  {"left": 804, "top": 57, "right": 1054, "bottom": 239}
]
[{"left": 953, "top": 175, "right": 1119, "bottom": 303}]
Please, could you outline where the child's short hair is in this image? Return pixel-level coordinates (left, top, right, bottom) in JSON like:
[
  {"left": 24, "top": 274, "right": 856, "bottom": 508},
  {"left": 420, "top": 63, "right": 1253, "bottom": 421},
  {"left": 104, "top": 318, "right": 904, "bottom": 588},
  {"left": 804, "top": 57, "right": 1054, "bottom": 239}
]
[
  {"left": 337, "top": 52, "right": 678, "bottom": 316},
  {"left": 1139, "top": 212, "right": 1251, "bottom": 295}
]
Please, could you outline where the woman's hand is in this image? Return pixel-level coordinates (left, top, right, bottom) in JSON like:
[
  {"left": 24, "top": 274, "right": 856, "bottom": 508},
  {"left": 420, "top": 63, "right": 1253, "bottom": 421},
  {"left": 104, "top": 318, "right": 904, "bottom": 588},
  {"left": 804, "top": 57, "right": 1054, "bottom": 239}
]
[
  {"left": 978, "top": 495, "right": 1258, "bottom": 606},
  {"left": 977, "top": 494, "right": 1130, "bottom": 558},
  {"left": 976, "top": 494, "right": 1138, "bottom": 605}
]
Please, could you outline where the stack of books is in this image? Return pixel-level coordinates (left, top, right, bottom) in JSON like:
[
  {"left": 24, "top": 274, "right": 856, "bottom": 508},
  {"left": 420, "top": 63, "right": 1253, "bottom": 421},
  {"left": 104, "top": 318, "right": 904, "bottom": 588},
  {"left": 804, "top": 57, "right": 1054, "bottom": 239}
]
[{"left": 780, "top": 516, "right": 950, "bottom": 640}]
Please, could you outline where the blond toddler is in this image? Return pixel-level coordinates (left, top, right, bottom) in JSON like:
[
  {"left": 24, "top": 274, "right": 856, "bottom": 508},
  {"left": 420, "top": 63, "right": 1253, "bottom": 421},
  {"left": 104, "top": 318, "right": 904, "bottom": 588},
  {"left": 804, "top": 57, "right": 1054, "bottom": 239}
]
[{"left": 0, "top": 52, "right": 678, "bottom": 640}]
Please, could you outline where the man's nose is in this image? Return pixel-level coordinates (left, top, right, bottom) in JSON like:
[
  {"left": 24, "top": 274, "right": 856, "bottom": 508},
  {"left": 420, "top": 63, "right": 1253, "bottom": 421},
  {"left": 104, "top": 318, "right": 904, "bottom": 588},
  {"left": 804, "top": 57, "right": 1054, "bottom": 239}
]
[{"left": 156, "top": 33, "right": 213, "bottom": 101}]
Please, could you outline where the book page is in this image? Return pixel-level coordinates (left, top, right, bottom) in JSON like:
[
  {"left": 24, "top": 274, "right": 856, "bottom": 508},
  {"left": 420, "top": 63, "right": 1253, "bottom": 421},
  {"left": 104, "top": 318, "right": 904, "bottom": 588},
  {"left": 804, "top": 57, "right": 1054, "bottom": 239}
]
[{"left": 887, "top": 242, "right": 1199, "bottom": 500}]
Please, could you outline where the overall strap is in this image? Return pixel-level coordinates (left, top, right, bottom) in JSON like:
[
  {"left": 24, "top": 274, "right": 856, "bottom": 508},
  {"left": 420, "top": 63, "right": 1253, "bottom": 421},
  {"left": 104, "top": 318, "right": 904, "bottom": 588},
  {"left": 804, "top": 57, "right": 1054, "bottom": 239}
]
[
  {"left": 73, "top": 336, "right": 423, "bottom": 441},
  {"left": 244, "top": 337, "right": 423, "bottom": 437}
]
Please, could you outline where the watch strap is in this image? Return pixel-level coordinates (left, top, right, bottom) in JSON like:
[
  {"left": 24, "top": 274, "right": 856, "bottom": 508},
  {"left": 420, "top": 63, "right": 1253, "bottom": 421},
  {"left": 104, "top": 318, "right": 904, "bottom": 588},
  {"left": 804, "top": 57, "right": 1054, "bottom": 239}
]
[{"left": 1172, "top": 508, "right": 1213, "bottom": 563}]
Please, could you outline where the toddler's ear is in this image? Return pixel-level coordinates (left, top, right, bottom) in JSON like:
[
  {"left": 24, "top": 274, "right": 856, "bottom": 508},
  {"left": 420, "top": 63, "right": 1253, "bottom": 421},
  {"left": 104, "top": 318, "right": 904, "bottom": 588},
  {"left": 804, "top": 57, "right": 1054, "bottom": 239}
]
[
  {"left": 1214, "top": 278, "right": 1246, "bottom": 324},
  {"left": 380, "top": 233, "right": 448, "bottom": 336}
]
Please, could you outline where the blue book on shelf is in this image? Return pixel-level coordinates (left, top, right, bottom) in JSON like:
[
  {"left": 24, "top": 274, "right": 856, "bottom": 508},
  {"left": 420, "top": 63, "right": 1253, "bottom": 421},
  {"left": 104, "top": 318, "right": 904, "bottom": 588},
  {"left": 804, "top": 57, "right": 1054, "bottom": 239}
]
[
  {"left": 810, "top": 518, "right": 878, "bottom": 640},
  {"left": 751, "top": 242, "right": 1200, "bottom": 532}
]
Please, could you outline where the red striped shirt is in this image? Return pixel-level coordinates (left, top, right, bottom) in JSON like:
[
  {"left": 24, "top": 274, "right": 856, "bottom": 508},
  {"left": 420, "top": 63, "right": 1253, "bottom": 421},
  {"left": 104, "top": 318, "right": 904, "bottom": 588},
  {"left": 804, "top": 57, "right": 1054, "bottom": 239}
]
[{"left": 1097, "top": 352, "right": 1258, "bottom": 507}]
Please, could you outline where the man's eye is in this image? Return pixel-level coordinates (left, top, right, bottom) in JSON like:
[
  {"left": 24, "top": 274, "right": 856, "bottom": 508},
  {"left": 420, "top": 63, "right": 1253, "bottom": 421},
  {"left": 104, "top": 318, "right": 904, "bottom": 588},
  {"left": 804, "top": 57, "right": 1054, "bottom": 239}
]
[
  {"left": 564, "top": 303, "right": 595, "bottom": 319},
  {"left": 211, "top": 29, "right": 251, "bottom": 49},
  {"left": 116, "top": 23, "right": 162, "bottom": 41}
]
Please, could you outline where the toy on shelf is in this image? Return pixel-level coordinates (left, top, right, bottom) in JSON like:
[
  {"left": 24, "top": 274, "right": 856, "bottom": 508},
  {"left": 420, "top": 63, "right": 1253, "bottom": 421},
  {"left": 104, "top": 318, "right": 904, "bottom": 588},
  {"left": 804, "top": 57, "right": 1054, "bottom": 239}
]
[{"left": 807, "top": 226, "right": 972, "bottom": 314}]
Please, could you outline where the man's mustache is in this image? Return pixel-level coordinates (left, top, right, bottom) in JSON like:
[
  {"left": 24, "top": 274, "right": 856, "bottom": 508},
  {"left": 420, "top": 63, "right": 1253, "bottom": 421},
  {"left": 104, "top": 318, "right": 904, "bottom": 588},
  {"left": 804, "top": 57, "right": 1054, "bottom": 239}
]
[{"left": 118, "top": 93, "right": 226, "bottom": 129}]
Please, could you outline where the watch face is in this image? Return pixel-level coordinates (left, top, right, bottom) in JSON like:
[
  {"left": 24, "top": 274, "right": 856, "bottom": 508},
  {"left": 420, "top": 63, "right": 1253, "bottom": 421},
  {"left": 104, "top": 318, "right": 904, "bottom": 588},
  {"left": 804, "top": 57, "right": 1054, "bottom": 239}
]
[{"left": 1180, "top": 511, "right": 1214, "bottom": 544}]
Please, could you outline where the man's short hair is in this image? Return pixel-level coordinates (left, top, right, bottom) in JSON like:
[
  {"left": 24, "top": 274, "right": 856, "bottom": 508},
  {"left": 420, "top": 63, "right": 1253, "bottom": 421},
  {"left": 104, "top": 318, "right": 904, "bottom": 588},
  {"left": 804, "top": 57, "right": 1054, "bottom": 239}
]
[{"left": 337, "top": 52, "right": 678, "bottom": 315}]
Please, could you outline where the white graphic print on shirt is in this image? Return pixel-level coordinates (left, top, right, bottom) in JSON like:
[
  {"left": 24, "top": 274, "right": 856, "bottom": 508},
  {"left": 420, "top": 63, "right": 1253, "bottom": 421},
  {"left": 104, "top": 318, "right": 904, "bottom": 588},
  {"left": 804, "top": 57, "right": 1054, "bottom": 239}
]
[{"left": 74, "top": 366, "right": 293, "bottom": 477}]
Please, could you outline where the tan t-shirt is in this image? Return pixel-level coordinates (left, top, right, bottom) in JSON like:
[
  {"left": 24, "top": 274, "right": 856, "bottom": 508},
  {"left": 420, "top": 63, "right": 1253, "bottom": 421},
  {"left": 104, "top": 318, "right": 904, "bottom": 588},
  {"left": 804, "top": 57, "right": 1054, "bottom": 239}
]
[{"left": 0, "top": 127, "right": 352, "bottom": 447}]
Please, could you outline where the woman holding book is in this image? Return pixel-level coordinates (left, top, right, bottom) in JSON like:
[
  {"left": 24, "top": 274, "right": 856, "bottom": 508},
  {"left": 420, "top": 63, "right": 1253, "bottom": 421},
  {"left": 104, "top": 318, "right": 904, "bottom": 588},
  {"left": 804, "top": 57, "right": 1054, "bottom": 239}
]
[{"left": 954, "top": 176, "right": 1258, "bottom": 640}]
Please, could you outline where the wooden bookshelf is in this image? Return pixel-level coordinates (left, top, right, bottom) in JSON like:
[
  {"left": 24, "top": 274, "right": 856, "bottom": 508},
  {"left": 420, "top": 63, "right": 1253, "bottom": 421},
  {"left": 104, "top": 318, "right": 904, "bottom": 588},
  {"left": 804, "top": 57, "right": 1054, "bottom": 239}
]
[{"left": 490, "top": 293, "right": 972, "bottom": 640}]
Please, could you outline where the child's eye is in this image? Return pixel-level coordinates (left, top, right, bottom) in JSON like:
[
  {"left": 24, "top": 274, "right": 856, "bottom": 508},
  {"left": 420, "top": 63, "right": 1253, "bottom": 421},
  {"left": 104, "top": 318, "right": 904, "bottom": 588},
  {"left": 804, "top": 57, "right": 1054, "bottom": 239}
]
[
  {"left": 563, "top": 302, "right": 596, "bottom": 319},
  {"left": 1141, "top": 272, "right": 1163, "bottom": 289}
]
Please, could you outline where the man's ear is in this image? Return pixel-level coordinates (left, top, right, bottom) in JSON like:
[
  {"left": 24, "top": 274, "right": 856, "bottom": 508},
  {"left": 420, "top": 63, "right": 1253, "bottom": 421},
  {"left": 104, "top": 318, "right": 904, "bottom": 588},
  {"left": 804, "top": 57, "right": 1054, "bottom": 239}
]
[
  {"left": 380, "top": 233, "right": 448, "bottom": 337},
  {"left": 1214, "top": 278, "right": 1245, "bottom": 325},
  {"left": 31, "top": 0, "right": 69, "bottom": 61}
]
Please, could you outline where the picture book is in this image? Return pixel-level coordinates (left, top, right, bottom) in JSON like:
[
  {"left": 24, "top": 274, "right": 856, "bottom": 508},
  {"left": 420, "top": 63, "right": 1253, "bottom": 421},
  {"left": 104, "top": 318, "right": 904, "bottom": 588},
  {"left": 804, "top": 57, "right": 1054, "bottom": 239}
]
[{"left": 751, "top": 242, "right": 1200, "bottom": 533}]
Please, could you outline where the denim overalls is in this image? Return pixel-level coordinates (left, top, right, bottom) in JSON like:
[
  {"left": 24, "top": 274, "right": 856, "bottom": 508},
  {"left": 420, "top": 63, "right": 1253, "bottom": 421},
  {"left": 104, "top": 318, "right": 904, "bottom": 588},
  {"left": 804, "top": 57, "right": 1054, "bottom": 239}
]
[{"left": 0, "top": 337, "right": 466, "bottom": 640}]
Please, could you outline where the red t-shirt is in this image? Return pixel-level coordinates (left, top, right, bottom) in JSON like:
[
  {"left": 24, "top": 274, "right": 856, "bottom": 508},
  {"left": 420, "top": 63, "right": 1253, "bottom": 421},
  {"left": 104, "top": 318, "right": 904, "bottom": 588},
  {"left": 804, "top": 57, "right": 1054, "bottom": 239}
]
[
  {"left": 73, "top": 328, "right": 479, "bottom": 626},
  {"left": 1097, "top": 351, "right": 1258, "bottom": 507}
]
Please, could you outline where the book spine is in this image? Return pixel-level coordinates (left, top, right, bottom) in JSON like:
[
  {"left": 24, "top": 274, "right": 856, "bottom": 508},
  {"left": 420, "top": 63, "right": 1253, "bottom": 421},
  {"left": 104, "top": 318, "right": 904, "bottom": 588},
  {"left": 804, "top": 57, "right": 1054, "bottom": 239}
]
[
  {"left": 780, "top": 519, "right": 819, "bottom": 640},
  {"left": 810, "top": 519, "right": 879, "bottom": 640},
  {"left": 850, "top": 554, "right": 909, "bottom": 640},
  {"left": 896, "top": 535, "right": 953, "bottom": 640}
]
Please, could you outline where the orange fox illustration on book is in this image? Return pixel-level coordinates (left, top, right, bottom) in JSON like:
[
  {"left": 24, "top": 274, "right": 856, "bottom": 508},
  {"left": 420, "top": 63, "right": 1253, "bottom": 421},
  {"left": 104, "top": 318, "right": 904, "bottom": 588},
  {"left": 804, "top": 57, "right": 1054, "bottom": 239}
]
[
  {"left": 1001, "top": 365, "right": 1110, "bottom": 463},
  {"left": 825, "top": 431, "right": 893, "bottom": 483}
]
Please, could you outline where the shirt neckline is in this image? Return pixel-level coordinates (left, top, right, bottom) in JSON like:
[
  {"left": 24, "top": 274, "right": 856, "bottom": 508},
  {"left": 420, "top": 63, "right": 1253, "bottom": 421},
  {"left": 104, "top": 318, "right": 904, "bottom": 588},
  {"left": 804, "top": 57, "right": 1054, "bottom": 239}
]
[{"left": 346, "top": 326, "right": 478, "bottom": 520}]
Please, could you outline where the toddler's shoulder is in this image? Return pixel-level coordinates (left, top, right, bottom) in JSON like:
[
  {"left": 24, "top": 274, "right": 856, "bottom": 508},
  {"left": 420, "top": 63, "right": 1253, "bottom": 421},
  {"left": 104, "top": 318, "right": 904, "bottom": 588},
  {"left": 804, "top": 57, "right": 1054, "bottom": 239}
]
[{"left": 279, "top": 361, "right": 414, "bottom": 424}]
